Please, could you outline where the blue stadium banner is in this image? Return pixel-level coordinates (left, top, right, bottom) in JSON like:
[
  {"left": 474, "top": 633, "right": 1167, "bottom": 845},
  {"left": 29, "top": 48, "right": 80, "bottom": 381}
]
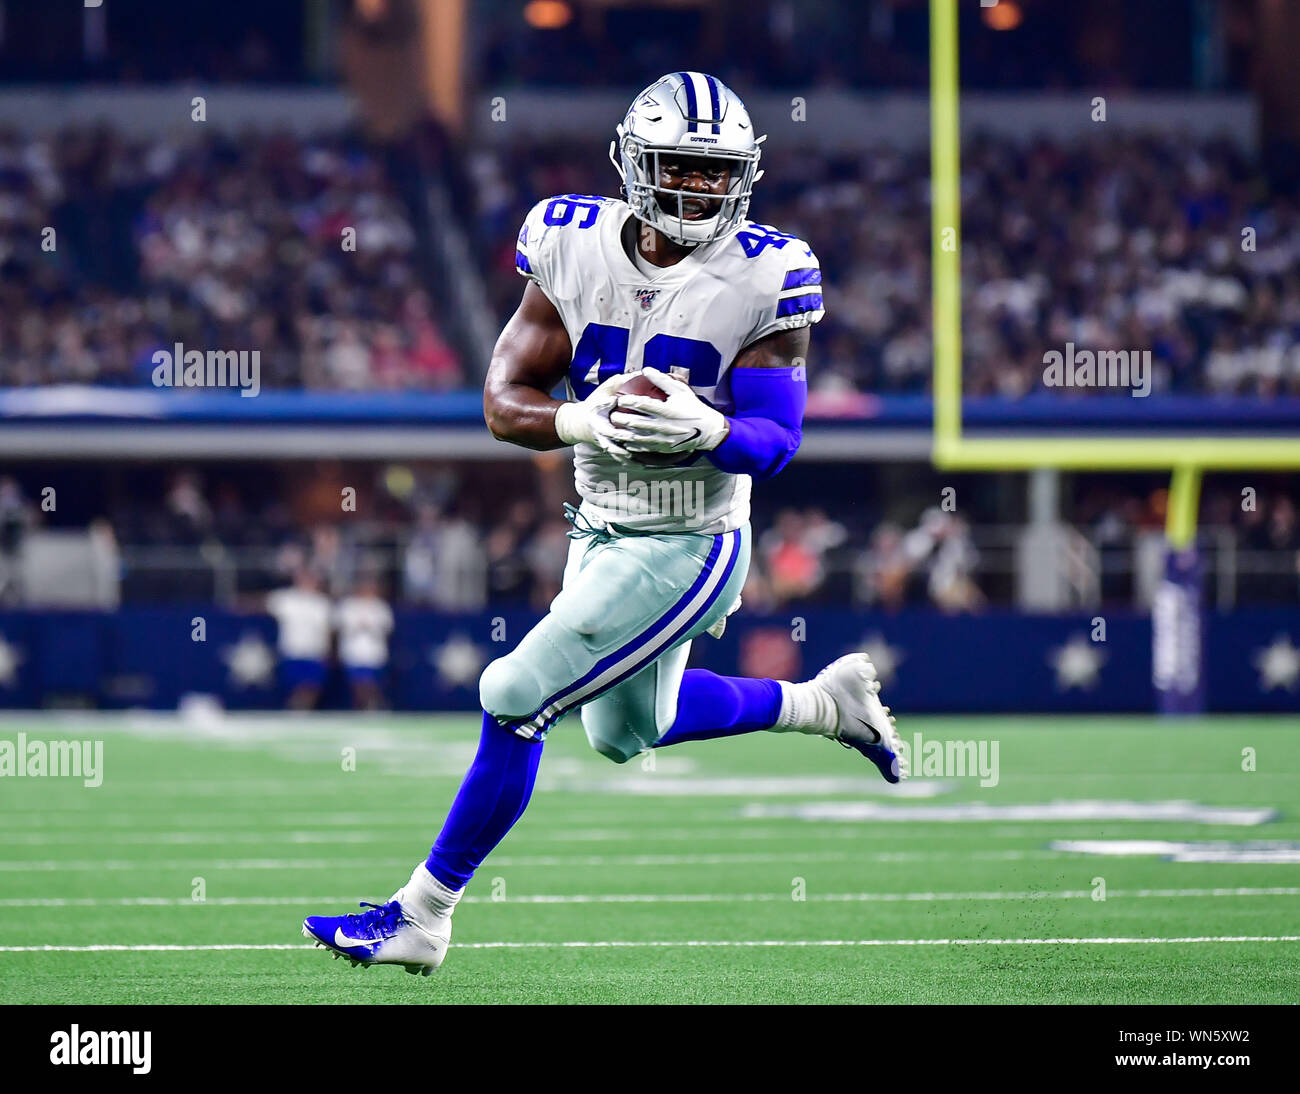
[{"left": 0, "top": 607, "right": 1295, "bottom": 713}]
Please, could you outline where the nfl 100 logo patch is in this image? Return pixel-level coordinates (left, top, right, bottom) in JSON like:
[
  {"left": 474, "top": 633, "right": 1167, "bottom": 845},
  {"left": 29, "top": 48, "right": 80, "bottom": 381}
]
[{"left": 634, "top": 287, "right": 660, "bottom": 310}]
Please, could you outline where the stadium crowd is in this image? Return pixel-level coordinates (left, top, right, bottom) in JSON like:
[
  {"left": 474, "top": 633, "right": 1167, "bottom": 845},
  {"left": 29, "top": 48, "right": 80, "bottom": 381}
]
[
  {"left": 472, "top": 130, "right": 1300, "bottom": 400},
  {"left": 0, "top": 126, "right": 462, "bottom": 391},
  {"left": 3, "top": 123, "right": 1297, "bottom": 399}
]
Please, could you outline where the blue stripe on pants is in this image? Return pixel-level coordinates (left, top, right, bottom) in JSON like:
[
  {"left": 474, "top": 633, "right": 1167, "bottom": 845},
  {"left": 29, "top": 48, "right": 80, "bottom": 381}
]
[{"left": 513, "top": 530, "right": 740, "bottom": 740}]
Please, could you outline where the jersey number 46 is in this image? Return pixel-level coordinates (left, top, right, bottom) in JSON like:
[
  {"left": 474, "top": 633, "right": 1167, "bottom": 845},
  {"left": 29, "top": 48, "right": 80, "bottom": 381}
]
[{"left": 570, "top": 323, "right": 721, "bottom": 395}]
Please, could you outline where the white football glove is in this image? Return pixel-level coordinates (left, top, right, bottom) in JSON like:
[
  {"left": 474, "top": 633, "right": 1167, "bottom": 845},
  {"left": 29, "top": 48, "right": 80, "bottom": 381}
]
[
  {"left": 553, "top": 373, "right": 635, "bottom": 462},
  {"left": 608, "top": 368, "right": 729, "bottom": 456}
]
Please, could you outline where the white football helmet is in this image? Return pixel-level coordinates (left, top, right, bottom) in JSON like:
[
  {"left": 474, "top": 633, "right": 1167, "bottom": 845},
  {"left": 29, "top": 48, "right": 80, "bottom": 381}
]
[{"left": 610, "top": 71, "right": 765, "bottom": 246}]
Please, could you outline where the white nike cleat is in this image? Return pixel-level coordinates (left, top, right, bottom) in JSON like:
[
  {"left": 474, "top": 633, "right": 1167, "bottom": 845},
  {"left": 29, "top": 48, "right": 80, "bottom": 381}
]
[
  {"left": 302, "top": 899, "right": 451, "bottom": 976},
  {"left": 816, "top": 653, "right": 907, "bottom": 783}
]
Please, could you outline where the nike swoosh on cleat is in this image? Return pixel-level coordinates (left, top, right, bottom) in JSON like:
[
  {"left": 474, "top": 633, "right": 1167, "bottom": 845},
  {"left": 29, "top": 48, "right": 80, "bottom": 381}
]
[
  {"left": 852, "top": 716, "right": 883, "bottom": 744},
  {"left": 332, "top": 928, "right": 378, "bottom": 950}
]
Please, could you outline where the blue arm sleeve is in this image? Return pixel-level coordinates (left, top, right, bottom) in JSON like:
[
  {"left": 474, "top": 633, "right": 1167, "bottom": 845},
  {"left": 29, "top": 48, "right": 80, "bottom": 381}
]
[{"left": 706, "top": 365, "right": 807, "bottom": 480}]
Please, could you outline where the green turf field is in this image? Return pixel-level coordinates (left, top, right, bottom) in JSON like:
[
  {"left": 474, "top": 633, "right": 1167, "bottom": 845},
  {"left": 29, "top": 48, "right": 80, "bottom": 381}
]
[{"left": 0, "top": 711, "right": 1297, "bottom": 1004}]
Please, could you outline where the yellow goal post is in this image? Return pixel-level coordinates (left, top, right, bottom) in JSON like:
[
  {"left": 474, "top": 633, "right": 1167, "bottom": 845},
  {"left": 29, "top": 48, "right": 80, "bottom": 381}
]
[{"left": 927, "top": 0, "right": 1300, "bottom": 549}]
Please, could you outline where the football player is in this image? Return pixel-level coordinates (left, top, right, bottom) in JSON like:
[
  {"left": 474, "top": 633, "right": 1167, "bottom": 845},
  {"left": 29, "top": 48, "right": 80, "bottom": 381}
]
[{"left": 304, "top": 72, "right": 905, "bottom": 975}]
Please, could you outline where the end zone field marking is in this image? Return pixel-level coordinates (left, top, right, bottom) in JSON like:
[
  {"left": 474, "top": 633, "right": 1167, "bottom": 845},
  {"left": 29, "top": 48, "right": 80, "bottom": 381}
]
[
  {"left": 3, "top": 935, "right": 1299, "bottom": 954},
  {"left": 3, "top": 887, "right": 1298, "bottom": 908}
]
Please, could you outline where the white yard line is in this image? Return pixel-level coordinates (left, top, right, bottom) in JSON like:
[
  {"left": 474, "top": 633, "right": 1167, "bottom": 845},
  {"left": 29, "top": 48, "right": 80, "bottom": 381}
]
[
  {"left": 0, "top": 828, "right": 961, "bottom": 845},
  {"left": 0, "top": 849, "right": 1049, "bottom": 871},
  {"left": 3, "top": 935, "right": 1299, "bottom": 953},
  {"left": 1, "top": 887, "right": 1297, "bottom": 908},
  {"left": 5, "top": 832, "right": 383, "bottom": 846}
]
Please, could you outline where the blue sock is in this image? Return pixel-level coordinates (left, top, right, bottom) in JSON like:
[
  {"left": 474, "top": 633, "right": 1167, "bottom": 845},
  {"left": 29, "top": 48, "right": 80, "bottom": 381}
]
[
  {"left": 425, "top": 711, "right": 543, "bottom": 891},
  {"left": 654, "top": 670, "right": 783, "bottom": 748}
]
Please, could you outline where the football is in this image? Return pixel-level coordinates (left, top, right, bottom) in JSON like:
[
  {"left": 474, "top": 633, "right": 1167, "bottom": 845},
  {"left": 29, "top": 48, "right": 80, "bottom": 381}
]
[
  {"left": 615, "top": 371, "right": 691, "bottom": 468},
  {"left": 618, "top": 370, "right": 666, "bottom": 402}
]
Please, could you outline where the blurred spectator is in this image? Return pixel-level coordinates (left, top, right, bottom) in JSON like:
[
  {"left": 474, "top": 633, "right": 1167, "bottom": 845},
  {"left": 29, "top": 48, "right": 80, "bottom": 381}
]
[
  {"left": 334, "top": 575, "right": 394, "bottom": 710},
  {"left": 756, "top": 508, "right": 847, "bottom": 606},
  {"left": 524, "top": 518, "right": 572, "bottom": 610},
  {"left": 0, "top": 477, "right": 34, "bottom": 604},
  {"left": 265, "top": 568, "right": 332, "bottom": 710},
  {"left": 402, "top": 504, "right": 486, "bottom": 610},
  {"left": 760, "top": 509, "right": 825, "bottom": 604},
  {"left": 164, "top": 471, "right": 213, "bottom": 545},
  {"left": 1240, "top": 494, "right": 1300, "bottom": 603},
  {"left": 484, "top": 499, "right": 539, "bottom": 603},
  {"left": 855, "top": 522, "right": 911, "bottom": 612},
  {"left": 902, "top": 509, "right": 985, "bottom": 613}
]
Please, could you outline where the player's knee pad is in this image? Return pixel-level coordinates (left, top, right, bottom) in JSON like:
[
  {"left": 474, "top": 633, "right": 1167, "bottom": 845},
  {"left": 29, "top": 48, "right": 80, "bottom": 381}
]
[
  {"left": 478, "top": 655, "right": 548, "bottom": 721},
  {"left": 586, "top": 731, "right": 641, "bottom": 765},
  {"left": 580, "top": 707, "right": 655, "bottom": 765}
]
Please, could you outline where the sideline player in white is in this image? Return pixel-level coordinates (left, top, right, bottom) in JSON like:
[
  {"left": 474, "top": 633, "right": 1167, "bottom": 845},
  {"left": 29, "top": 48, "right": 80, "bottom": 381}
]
[
  {"left": 334, "top": 576, "right": 394, "bottom": 710},
  {"left": 304, "top": 72, "right": 905, "bottom": 975},
  {"left": 266, "top": 569, "right": 332, "bottom": 711}
]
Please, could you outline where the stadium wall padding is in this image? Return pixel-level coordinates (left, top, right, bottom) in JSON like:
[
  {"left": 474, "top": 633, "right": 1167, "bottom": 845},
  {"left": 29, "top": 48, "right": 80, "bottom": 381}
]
[{"left": 0, "top": 608, "right": 1294, "bottom": 714}]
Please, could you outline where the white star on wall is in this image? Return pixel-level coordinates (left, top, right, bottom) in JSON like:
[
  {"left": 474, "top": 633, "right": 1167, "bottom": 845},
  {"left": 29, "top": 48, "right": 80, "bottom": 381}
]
[
  {"left": 221, "top": 632, "right": 276, "bottom": 689},
  {"left": 0, "top": 635, "right": 23, "bottom": 687},
  {"left": 857, "top": 633, "right": 905, "bottom": 686},
  {"left": 1253, "top": 635, "right": 1300, "bottom": 693},
  {"left": 1048, "top": 634, "right": 1106, "bottom": 691},
  {"left": 430, "top": 634, "right": 486, "bottom": 689}
]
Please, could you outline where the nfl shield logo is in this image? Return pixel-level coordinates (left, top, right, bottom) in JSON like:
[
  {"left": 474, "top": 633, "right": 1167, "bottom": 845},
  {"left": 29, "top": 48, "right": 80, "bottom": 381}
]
[{"left": 635, "top": 288, "right": 660, "bottom": 310}]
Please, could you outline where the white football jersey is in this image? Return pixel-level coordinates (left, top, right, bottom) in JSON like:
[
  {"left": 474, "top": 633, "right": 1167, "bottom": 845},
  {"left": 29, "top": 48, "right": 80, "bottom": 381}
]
[
  {"left": 515, "top": 193, "right": 823, "bottom": 534},
  {"left": 334, "top": 595, "right": 394, "bottom": 668},
  {"left": 266, "top": 587, "right": 332, "bottom": 660}
]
